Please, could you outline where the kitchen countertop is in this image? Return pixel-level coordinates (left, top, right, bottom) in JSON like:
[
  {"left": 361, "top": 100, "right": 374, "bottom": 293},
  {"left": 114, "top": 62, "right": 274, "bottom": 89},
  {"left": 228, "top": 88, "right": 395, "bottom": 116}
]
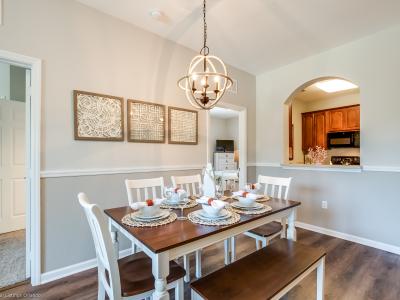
[{"left": 281, "top": 163, "right": 362, "bottom": 172}]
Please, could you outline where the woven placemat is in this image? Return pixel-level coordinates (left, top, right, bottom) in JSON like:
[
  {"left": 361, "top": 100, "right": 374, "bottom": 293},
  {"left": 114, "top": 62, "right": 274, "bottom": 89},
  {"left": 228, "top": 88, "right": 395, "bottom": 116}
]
[
  {"left": 188, "top": 210, "right": 241, "bottom": 226},
  {"left": 228, "top": 204, "right": 272, "bottom": 215},
  {"left": 160, "top": 199, "right": 198, "bottom": 209},
  {"left": 122, "top": 211, "right": 177, "bottom": 227}
]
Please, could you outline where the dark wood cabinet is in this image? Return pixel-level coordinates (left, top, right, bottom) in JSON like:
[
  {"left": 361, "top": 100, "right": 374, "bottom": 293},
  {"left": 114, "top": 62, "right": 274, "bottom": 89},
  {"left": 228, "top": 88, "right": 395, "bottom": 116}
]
[
  {"left": 302, "top": 105, "right": 359, "bottom": 153},
  {"left": 314, "top": 112, "right": 327, "bottom": 148},
  {"left": 327, "top": 105, "right": 360, "bottom": 132},
  {"left": 302, "top": 112, "right": 314, "bottom": 151}
]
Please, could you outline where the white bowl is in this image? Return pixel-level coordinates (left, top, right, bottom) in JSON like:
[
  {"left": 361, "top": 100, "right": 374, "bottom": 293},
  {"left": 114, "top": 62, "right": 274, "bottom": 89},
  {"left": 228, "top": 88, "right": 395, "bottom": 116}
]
[
  {"left": 238, "top": 196, "right": 256, "bottom": 207},
  {"left": 140, "top": 204, "right": 161, "bottom": 217},
  {"left": 202, "top": 204, "right": 223, "bottom": 217}
]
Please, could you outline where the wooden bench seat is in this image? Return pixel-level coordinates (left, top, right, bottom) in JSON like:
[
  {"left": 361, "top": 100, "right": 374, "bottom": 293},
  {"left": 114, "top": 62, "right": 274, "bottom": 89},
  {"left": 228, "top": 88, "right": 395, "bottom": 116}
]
[{"left": 191, "top": 239, "right": 326, "bottom": 300}]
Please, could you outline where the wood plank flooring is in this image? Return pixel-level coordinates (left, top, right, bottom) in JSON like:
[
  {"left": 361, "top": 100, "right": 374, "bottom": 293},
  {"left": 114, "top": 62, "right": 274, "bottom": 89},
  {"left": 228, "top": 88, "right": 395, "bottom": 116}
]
[{"left": 2, "top": 228, "right": 399, "bottom": 299}]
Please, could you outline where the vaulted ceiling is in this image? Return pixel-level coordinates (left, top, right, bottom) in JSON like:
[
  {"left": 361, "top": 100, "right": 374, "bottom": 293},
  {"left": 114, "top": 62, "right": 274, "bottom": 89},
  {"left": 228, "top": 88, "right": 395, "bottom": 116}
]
[{"left": 77, "top": 0, "right": 400, "bottom": 75}]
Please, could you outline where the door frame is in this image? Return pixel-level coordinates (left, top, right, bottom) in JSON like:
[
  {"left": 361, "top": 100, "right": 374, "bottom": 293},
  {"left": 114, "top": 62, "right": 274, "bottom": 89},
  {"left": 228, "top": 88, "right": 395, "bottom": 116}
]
[
  {"left": 206, "top": 102, "right": 247, "bottom": 187},
  {"left": 0, "top": 49, "right": 42, "bottom": 286}
]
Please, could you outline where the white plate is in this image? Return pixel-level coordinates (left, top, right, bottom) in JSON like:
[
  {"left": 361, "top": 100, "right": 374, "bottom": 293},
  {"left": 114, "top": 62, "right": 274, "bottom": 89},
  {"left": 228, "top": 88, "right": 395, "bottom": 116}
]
[
  {"left": 131, "top": 209, "right": 170, "bottom": 221},
  {"left": 195, "top": 209, "right": 232, "bottom": 221},
  {"left": 199, "top": 209, "right": 230, "bottom": 220},
  {"left": 231, "top": 202, "right": 264, "bottom": 210},
  {"left": 163, "top": 198, "right": 190, "bottom": 205},
  {"left": 232, "top": 195, "right": 266, "bottom": 201}
]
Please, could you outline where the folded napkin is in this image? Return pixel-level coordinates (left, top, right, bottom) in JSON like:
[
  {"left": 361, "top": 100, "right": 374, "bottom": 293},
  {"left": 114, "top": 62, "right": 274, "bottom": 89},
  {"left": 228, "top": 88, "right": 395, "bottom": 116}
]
[
  {"left": 232, "top": 190, "right": 263, "bottom": 200},
  {"left": 197, "top": 197, "right": 226, "bottom": 208},
  {"left": 245, "top": 183, "right": 261, "bottom": 190},
  {"left": 130, "top": 198, "right": 163, "bottom": 210}
]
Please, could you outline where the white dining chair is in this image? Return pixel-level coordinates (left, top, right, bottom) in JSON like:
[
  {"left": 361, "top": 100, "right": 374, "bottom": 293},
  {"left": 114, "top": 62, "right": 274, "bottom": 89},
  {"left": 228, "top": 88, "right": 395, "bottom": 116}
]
[
  {"left": 78, "top": 193, "right": 185, "bottom": 300},
  {"left": 171, "top": 174, "right": 202, "bottom": 196},
  {"left": 230, "top": 175, "right": 292, "bottom": 262},
  {"left": 171, "top": 174, "right": 203, "bottom": 281}
]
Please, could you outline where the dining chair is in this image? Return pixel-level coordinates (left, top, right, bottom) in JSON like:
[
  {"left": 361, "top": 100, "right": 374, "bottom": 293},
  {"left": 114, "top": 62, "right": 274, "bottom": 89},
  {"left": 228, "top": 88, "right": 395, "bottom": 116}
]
[
  {"left": 171, "top": 174, "right": 203, "bottom": 281},
  {"left": 78, "top": 193, "right": 185, "bottom": 300},
  {"left": 230, "top": 175, "right": 292, "bottom": 262}
]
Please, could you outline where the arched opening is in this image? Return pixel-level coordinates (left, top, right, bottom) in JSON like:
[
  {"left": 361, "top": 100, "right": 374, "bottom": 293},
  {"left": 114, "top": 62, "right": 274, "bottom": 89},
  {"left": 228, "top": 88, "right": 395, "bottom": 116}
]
[{"left": 285, "top": 77, "right": 360, "bottom": 166}]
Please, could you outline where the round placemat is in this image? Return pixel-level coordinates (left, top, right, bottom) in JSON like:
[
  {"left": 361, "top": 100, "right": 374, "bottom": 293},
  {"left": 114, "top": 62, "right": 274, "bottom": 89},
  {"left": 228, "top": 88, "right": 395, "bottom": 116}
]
[
  {"left": 188, "top": 210, "right": 241, "bottom": 226},
  {"left": 228, "top": 204, "right": 272, "bottom": 215},
  {"left": 160, "top": 198, "right": 198, "bottom": 210},
  {"left": 122, "top": 211, "right": 177, "bottom": 227}
]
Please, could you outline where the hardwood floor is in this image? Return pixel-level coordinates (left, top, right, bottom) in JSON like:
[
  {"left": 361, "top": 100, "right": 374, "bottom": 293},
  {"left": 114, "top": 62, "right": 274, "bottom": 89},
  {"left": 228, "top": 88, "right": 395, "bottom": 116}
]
[{"left": 2, "top": 228, "right": 400, "bottom": 299}]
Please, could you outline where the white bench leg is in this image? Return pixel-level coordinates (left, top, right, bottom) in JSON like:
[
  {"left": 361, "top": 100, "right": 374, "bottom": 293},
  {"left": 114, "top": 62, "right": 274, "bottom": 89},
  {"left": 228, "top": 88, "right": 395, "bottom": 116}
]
[
  {"left": 195, "top": 250, "right": 202, "bottom": 278},
  {"left": 175, "top": 278, "right": 184, "bottom": 300},
  {"left": 317, "top": 257, "right": 325, "bottom": 300},
  {"left": 183, "top": 254, "right": 190, "bottom": 283},
  {"left": 131, "top": 242, "right": 137, "bottom": 254},
  {"left": 191, "top": 289, "right": 203, "bottom": 300},
  {"left": 256, "top": 239, "right": 261, "bottom": 250},
  {"left": 281, "top": 217, "right": 287, "bottom": 238}
]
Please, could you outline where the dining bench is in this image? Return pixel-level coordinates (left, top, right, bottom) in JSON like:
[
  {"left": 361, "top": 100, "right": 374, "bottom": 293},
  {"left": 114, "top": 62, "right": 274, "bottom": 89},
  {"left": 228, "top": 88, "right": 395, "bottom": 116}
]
[{"left": 190, "top": 239, "right": 326, "bottom": 300}]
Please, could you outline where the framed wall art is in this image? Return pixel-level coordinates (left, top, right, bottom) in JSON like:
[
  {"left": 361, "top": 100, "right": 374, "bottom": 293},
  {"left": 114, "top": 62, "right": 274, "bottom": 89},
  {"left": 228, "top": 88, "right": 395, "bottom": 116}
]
[
  {"left": 168, "top": 106, "right": 198, "bottom": 145},
  {"left": 73, "top": 90, "right": 124, "bottom": 141},
  {"left": 127, "top": 100, "right": 166, "bottom": 143}
]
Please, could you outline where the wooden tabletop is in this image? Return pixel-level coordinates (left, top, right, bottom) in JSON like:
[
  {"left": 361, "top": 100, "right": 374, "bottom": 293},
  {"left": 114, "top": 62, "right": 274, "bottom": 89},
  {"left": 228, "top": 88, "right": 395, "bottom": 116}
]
[{"left": 104, "top": 198, "right": 300, "bottom": 254}]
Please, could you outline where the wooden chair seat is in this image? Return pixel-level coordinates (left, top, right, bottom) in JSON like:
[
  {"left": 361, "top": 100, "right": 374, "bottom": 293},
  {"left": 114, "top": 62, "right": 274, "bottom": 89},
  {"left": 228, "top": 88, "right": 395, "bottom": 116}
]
[
  {"left": 248, "top": 221, "right": 283, "bottom": 237},
  {"left": 191, "top": 239, "right": 326, "bottom": 300},
  {"left": 116, "top": 252, "right": 186, "bottom": 297}
]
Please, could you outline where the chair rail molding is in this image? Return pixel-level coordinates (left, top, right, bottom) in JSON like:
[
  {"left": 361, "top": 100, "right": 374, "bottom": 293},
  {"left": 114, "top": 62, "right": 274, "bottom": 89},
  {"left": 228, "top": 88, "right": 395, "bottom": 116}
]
[{"left": 41, "top": 164, "right": 204, "bottom": 178}]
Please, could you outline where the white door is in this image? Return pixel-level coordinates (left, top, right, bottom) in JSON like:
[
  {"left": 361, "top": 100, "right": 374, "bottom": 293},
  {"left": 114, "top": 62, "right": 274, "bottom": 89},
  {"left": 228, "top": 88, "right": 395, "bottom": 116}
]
[{"left": 0, "top": 99, "right": 26, "bottom": 234}]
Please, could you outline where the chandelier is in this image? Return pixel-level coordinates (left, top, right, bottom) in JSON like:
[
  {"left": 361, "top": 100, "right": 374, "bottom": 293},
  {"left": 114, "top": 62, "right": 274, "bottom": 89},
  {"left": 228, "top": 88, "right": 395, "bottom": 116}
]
[{"left": 178, "top": 0, "right": 233, "bottom": 110}]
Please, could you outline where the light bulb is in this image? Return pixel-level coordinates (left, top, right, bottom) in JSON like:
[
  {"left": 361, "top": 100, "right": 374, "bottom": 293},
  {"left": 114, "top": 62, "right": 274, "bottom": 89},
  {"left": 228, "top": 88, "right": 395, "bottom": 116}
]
[{"left": 201, "top": 77, "right": 206, "bottom": 86}]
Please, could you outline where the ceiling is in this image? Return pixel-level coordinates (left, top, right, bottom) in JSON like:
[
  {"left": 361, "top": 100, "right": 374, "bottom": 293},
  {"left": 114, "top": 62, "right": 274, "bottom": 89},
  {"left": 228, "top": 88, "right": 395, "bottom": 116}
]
[
  {"left": 76, "top": 0, "right": 400, "bottom": 75},
  {"left": 294, "top": 83, "right": 359, "bottom": 102},
  {"left": 210, "top": 107, "right": 239, "bottom": 119}
]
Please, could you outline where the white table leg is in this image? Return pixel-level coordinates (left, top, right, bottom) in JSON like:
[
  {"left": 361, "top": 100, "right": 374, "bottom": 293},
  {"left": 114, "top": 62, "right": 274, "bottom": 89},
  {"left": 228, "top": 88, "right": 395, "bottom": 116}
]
[
  {"left": 287, "top": 208, "right": 297, "bottom": 241},
  {"left": 152, "top": 252, "right": 170, "bottom": 300},
  {"left": 109, "top": 220, "right": 119, "bottom": 258},
  {"left": 195, "top": 250, "right": 202, "bottom": 278},
  {"left": 230, "top": 236, "right": 236, "bottom": 262},
  {"left": 224, "top": 238, "right": 231, "bottom": 265},
  {"left": 183, "top": 254, "right": 190, "bottom": 283},
  {"left": 317, "top": 257, "right": 325, "bottom": 300}
]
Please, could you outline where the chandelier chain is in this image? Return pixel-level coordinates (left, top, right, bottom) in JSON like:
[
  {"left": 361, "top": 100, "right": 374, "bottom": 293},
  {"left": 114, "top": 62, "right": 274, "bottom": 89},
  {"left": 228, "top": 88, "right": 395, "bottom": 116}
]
[{"left": 201, "top": 0, "right": 209, "bottom": 55}]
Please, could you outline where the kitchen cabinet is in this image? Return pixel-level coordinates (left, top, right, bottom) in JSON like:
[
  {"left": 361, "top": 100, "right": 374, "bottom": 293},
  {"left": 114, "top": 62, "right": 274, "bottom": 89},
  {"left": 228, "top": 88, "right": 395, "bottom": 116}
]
[
  {"left": 327, "top": 105, "right": 360, "bottom": 132},
  {"left": 302, "top": 105, "right": 359, "bottom": 153},
  {"left": 302, "top": 112, "right": 314, "bottom": 151}
]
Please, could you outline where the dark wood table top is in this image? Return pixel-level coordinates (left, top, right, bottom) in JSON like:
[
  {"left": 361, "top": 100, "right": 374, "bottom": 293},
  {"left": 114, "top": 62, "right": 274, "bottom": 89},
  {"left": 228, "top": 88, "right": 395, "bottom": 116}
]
[
  {"left": 190, "top": 239, "right": 325, "bottom": 300},
  {"left": 104, "top": 198, "right": 300, "bottom": 254}
]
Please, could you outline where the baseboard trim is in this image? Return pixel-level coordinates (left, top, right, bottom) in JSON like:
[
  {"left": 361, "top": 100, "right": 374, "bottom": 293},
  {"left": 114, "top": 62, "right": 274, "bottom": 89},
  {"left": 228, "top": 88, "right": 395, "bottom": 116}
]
[
  {"left": 296, "top": 221, "right": 400, "bottom": 255},
  {"left": 41, "top": 165, "right": 203, "bottom": 178},
  {"left": 40, "top": 249, "right": 131, "bottom": 284}
]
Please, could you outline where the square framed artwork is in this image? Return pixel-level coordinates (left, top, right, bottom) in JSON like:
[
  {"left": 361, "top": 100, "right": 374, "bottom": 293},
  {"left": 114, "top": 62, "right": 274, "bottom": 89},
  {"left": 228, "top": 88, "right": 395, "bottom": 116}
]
[
  {"left": 168, "top": 106, "right": 198, "bottom": 145},
  {"left": 127, "top": 100, "right": 166, "bottom": 143},
  {"left": 73, "top": 90, "right": 124, "bottom": 141}
]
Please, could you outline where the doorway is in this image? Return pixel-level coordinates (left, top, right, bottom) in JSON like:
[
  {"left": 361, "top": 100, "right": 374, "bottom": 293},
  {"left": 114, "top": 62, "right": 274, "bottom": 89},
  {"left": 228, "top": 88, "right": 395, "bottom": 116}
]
[
  {"left": 0, "top": 49, "right": 41, "bottom": 287},
  {"left": 0, "top": 61, "right": 30, "bottom": 289},
  {"left": 206, "top": 103, "right": 247, "bottom": 190}
]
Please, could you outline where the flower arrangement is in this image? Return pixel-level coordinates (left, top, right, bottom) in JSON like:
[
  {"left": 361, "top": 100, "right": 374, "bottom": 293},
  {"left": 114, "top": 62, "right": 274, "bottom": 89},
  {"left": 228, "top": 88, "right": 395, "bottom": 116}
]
[{"left": 307, "top": 146, "right": 328, "bottom": 165}]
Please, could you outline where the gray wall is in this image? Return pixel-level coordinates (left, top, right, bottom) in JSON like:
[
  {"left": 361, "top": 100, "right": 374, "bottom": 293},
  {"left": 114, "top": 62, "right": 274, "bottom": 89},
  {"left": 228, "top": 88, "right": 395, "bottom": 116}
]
[
  {"left": 256, "top": 166, "right": 400, "bottom": 247},
  {"left": 42, "top": 169, "right": 202, "bottom": 272}
]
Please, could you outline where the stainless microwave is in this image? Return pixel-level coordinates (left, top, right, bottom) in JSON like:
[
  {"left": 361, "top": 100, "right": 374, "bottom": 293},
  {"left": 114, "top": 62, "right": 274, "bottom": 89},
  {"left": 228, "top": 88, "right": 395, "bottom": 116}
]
[{"left": 327, "top": 131, "right": 360, "bottom": 149}]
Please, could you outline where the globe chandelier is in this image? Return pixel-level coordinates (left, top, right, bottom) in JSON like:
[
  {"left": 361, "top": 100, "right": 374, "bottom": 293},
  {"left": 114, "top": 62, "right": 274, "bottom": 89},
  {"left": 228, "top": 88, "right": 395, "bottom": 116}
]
[{"left": 178, "top": 0, "right": 233, "bottom": 110}]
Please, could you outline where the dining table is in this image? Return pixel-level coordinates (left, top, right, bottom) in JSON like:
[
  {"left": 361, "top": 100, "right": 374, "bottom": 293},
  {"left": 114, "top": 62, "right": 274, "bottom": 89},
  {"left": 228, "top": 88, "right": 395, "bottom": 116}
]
[{"left": 104, "top": 197, "right": 301, "bottom": 300}]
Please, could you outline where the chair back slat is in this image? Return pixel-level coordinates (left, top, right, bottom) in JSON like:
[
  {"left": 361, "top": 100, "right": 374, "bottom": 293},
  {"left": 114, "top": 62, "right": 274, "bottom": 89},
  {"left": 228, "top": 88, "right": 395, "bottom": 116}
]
[
  {"left": 78, "top": 193, "right": 121, "bottom": 300},
  {"left": 125, "top": 177, "right": 165, "bottom": 205},
  {"left": 171, "top": 174, "right": 202, "bottom": 196},
  {"left": 258, "top": 175, "right": 292, "bottom": 200}
]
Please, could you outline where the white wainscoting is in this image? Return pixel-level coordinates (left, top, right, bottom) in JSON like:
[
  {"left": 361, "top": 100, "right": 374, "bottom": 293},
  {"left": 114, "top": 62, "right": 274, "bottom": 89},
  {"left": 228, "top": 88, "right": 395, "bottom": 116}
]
[
  {"left": 296, "top": 221, "right": 400, "bottom": 255},
  {"left": 40, "top": 248, "right": 132, "bottom": 284},
  {"left": 41, "top": 165, "right": 204, "bottom": 178}
]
